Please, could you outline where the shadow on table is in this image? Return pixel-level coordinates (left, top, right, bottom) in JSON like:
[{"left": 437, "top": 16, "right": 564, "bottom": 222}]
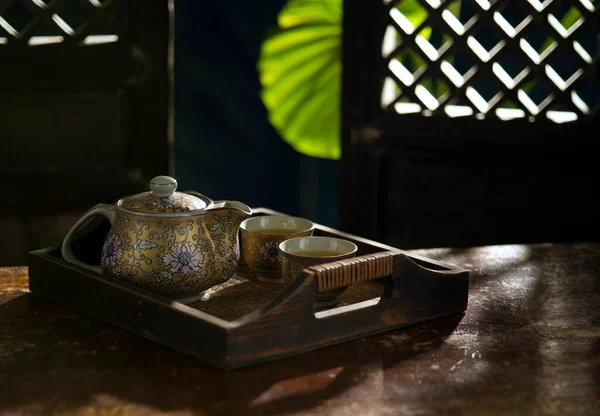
[
  {"left": 0, "top": 291, "right": 463, "bottom": 415},
  {"left": 401, "top": 243, "right": 600, "bottom": 414}
]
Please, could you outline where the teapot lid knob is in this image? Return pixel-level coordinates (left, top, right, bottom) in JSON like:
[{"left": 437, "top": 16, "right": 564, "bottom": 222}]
[{"left": 150, "top": 176, "right": 177, "bottom": 197}]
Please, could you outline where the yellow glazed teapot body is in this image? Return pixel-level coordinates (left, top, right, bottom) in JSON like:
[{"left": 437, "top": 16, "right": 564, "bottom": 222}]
[{"left": 61, "top": 176, "right": 251, "bottom": 302}]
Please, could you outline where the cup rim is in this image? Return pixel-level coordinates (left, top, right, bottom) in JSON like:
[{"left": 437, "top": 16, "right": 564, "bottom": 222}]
[
  {"left": 278, "top": 236, "right": 358, "bottom": 260},
  {"left": 240, "top": 215, "right": 314, "bottom": 235}
]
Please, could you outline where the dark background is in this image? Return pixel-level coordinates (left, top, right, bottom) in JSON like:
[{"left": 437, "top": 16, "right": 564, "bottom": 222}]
[
  {"left": 174, "top": 1, "right": 339, "bottom": 227},
  {"left": 172, "top": 0, "right": 593, "bottom": 232}
]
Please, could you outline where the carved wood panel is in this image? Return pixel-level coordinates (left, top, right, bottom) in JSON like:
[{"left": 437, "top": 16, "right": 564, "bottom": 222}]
[
  {"left": 340, "top": 0, "right": 599, "bottom": 248},
  {"left": 0, "top": 0, "right": 174, "bottom": 265}
]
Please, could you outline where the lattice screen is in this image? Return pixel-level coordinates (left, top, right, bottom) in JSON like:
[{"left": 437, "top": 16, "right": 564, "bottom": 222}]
[
  {"left": 0, "top": 0, "right": 126, "bottom": 47},
  {"left": 381, "top": 0, "right": 599, "bottom": 123}
]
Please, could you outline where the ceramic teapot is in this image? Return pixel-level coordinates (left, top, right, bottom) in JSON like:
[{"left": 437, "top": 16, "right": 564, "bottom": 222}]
[{"left": 61, "top": 176, "right": 251, "bottom": 302}]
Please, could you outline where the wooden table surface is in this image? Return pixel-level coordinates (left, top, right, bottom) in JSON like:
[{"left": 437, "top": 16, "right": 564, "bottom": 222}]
[{"left": 1, "top": 242, "right": 599, "bottom": 416}]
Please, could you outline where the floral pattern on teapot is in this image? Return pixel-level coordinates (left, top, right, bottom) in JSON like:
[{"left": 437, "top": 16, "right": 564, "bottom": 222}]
[{"left": 101, "top": 209, "right": 244, "bottom": 298}]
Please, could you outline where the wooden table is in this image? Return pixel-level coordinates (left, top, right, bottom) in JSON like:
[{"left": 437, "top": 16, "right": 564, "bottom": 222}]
[{"left": 1, "top": 242, "right": 599, "bottom": 415}]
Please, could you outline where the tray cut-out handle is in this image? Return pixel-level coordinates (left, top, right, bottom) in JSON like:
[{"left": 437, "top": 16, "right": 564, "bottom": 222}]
[{"left": 309, "top": 251, "right": 396, "bottom": 293}]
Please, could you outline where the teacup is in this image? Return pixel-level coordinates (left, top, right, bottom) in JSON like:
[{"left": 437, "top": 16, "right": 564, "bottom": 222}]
[
  {"left": 240, "top": 215, "right": 314, "bottom": 283},
  {"left": 279, "top": 236, "right": 358, "bottom": 307}
]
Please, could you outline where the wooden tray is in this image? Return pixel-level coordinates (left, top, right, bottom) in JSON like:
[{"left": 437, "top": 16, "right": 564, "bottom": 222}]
[{"left": 27, "top": 208, "right": 470, "bottom": 370}]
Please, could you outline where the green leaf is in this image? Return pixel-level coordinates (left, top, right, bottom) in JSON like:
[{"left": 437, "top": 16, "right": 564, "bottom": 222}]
[
  {"left": 135, "top": 240, "right": 157, "bottom": 251},
  {"left": 259, "top": 0, "right": 342, "bottom": 160},
  {"left": 161, "top": 271, "right": 173, "bottom": 280},
  {"left": 259, "top": 0, "right": 443, "bottom": 160},
  {"left": 277, "top": 0, "right": 341, "bottom": 27}
]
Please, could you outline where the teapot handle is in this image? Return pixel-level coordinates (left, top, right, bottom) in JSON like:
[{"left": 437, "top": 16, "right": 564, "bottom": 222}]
[{"left": 61, "top": 203, "right": 116, "bottom": 274}]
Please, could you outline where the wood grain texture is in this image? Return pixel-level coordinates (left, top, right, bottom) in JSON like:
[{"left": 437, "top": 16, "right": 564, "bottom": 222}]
[{"left": 2, "top": 242, "right": 599, "bottom": 415}]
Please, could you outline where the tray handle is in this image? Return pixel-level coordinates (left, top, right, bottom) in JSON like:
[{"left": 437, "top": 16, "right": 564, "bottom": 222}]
[{"left": 309, "top": 251, "right": 396, "bottom": 293}]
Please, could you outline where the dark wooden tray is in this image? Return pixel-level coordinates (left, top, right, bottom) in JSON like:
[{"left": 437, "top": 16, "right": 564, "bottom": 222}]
[{"left": 27, "top": 208, "right": 470, "bottom": 370}]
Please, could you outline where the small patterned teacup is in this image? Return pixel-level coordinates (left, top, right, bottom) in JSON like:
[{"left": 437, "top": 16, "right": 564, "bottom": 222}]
[
  {"left": 240, "top": 215, "right": 314, "bottom": 283},
  {"left": 279, "top": 236, "right": 358, "bottom": 307}
]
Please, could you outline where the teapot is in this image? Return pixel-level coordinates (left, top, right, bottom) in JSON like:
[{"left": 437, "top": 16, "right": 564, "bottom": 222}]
[{"left": 61, "top": 176, "right": 251, "bottom": 302}]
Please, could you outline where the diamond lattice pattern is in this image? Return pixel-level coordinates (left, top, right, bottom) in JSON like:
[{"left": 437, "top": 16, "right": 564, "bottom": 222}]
[
  {"left": 0, "top": 0, "right": 125, "bottom": 47},
  {"left": 381, "top": 0, "right": 599, "bottom": 123}
]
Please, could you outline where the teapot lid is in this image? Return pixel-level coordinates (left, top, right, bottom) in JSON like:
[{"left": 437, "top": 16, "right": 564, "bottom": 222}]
[{"left": 117, "top": 176, "right": 208, "bottom": 214}]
